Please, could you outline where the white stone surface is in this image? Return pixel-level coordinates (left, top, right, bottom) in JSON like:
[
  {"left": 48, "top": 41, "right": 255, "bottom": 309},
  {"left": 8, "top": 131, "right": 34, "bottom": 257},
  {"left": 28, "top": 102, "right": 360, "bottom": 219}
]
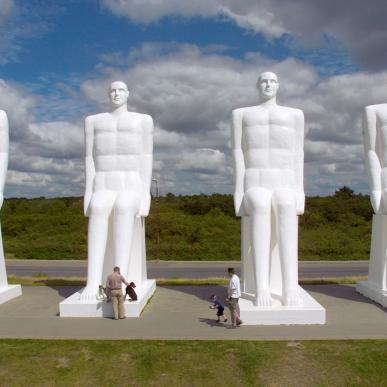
[
  {"left": 357, "top": 104, "right": 387, "bottom": 306},
  {"left": 240, "top": 286, "right": 325, "bottom": 325},
  {"left": 60, "top": 279, "right": 156, "bottom": 317},
  {"left": 61, "top": 81, "right": 155, "bottom": 315},
  {"left": 357, "top": 281, "right": 387, "bottom": 308},
  {"left": 0, "top": 110, "right": 21, "bottom": 303},
  {"left": 0, "top": 285, "right": 22, "bottom": 305},
  {"left": 232, "top": 72, "right": 325, "bottom": 323}
]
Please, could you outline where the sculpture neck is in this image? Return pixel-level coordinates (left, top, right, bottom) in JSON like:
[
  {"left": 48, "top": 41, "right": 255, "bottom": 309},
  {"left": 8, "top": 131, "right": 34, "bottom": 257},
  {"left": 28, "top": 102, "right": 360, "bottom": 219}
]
[
  {"left": 111, "top": 104, "right": 128, "bottom": 117},
  {"left": 260, "top": 97, "right": 277, "bottom": 107}
]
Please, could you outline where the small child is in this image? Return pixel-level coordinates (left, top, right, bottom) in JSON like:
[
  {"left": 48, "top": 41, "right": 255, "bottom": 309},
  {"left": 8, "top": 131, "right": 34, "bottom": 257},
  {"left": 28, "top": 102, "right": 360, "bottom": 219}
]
[{"left": 209, "top": 294, "right": 228, "bottom": 323}]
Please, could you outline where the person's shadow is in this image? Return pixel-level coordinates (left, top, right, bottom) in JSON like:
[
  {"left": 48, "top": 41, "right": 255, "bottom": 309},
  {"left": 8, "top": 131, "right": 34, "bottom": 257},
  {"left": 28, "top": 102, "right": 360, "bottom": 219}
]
[
  {"left": 161, "top": 284, "right": 228, "bottom": 303},
  {"left": 199, "top": 317, "right": 229, "bottom": 328}
]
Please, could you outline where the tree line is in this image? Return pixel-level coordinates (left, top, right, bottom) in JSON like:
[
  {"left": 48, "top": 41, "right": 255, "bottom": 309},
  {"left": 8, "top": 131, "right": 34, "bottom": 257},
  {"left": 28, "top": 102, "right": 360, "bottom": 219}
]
[{"left": 1, "top": 186, "right": 372, "bottom": 261}]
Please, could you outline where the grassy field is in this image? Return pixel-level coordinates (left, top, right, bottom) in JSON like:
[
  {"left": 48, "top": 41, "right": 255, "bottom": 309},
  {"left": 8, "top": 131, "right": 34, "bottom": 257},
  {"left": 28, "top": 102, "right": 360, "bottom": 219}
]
[
  {"left": 2, "top": 187, "right": 373, "bottom": 261},
  {"left": 0, "top": 339, "right": 386, "bottom": 386}
]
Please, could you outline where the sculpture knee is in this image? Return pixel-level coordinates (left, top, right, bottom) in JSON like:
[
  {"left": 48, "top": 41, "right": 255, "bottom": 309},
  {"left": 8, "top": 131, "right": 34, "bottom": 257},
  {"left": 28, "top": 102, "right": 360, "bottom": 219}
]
[
  {"left": 90, "top": 195, "right": 113, "bottom": 217},
  {"left": 115, "top": 193, "right": 140, "bottom": 216},
  {"left": 274, "top": 192, "right": 296, "bottom": 216},
  {"left": 244, "top": 189, "right": 271, "bottom": 215}
]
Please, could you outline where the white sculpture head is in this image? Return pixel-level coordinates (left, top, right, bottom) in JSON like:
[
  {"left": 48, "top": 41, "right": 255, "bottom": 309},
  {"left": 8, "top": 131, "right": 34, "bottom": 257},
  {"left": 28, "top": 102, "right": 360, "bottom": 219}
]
[
  {"left": 257, "top": 72, "right": 279, "bottom": 101},
  {"left": 109, "top": 81, "right": 129, "bottom": 108}
]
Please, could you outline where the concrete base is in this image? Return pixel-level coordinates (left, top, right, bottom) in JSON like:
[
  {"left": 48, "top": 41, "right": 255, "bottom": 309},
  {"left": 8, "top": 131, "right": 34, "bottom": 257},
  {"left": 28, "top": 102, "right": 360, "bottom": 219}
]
[
  {"left": 0, "top": 285, "right": 22, "bottom": 305},
  {"left": 59, "top": 280, "right": 156, "bottom": 317},
  {"left": 239, "top": 286, "right": 326, "bottom": 325},
  {"left": 356, "top": 281, "right": 387, "bottom": 308}
]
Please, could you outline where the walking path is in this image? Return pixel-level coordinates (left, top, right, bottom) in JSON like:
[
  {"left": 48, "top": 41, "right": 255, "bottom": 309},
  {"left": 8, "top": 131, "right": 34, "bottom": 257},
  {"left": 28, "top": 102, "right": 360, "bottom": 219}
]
[{"left": 0, "top": 284, "right": 386, "bottom": 340}]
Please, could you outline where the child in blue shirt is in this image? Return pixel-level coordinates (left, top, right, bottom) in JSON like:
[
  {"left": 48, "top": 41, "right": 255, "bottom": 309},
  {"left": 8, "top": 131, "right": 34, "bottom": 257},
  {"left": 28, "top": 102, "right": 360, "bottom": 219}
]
[{"left": 209, "top": 294, "right": 228, "bottom": 323}]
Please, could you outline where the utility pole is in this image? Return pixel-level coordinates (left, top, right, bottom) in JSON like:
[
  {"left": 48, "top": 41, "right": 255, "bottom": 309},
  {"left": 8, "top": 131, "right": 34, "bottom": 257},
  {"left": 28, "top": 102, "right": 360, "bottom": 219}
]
[{"left": 152, "top": 178, "right": 160, "bottom": 246}]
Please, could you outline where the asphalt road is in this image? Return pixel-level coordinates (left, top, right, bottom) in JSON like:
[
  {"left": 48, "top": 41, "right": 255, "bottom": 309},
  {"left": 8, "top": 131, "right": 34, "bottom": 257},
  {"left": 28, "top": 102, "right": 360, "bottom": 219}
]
[{"left": 6, "top": 259, "right": 369, "bottom": 279}]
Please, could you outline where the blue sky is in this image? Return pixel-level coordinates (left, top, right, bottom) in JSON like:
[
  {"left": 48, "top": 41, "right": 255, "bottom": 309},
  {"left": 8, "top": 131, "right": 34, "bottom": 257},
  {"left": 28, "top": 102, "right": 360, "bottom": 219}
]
[
  {"left": 1, "top": 0, "right": 387, "bottom": 197},
  {"left": 2, "top": 1, "right": 358, "bottom": 85}
]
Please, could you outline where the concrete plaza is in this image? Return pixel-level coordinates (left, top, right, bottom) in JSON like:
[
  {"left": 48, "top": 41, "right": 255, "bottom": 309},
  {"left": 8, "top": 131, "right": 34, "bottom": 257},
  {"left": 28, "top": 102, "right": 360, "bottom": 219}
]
[{"left": 0, "top": 284, "right": 386, "bottom": 340}]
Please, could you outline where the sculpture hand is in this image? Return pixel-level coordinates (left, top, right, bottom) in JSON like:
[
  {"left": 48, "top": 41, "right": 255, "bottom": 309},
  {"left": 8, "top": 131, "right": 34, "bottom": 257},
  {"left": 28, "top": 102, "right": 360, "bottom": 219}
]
[
  {"left": 138, "top": 193, "right": 151, "bottom": 217},
  {"left": 296, "top": 191, "right": 305, "bottom": 215},
  {"left": 84, "top": 191, "right": 92, "bottom": 217},
  {"left": 371, "top": 190, "right": 382, "bottom": 214},
  {"left": 233, "top": 191, "right": 245, "bottom": 217}
]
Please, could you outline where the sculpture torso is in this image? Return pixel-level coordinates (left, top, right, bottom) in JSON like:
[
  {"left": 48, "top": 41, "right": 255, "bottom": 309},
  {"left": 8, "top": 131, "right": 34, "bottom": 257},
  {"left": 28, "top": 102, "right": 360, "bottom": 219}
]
[
  {"left": 90, "top": 111, "right": 145, "bottom": 191},
  {"left": 238, "top": 104, "right": 301, "bottom": 191},
  {"left": 93, "top": 112, "right": 144, "bottom": 171}
]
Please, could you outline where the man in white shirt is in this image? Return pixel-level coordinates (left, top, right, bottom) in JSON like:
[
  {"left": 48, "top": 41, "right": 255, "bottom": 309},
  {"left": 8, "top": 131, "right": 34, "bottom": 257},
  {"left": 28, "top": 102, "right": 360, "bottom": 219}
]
[{"left": 227, "top": 267, "right": 243, "bottom": 327}]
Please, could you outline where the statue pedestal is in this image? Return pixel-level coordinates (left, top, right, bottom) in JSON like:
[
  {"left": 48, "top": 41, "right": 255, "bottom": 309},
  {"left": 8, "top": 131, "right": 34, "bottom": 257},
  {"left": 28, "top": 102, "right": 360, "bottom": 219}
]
[
  {"left": 356, "top": 215, "right": 387, "bottom": 307},
  {"left": 0, "top": 284, "right": 22, "bottom": 305},
  {"left": 59, "top": 279, "right": 156, "bottom": 317},
  {"left": 240, "top": 217, "right": 326, "bottom": 325},
  {"left": 240, "top": 286, "right": 325, "bottom": 325},
  {"left": 59, "top": 217, "right": 156, "bottom": 317},
  {"left": 356, "top": 281, "right": 387, "bottom": 307}
]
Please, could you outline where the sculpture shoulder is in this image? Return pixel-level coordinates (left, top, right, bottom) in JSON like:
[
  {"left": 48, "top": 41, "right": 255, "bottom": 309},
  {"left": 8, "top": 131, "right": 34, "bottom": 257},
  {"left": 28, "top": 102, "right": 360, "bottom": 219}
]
[
  {"left": 84, "top": 113, "right": 110, "bottom": 128},
  {"left": 365, "top": 103, "right": 387, "bottom": 115},
  {"left": 232, "top": 107, "right": 251, "bottom": 119},
  {"left": 139, "top": 113, "right": 153, "bottom": 124},
  {"left": 277, "top": 105, "right": 304, "bottom": 117},
  {"left": 136, "top": 113, "right": 154, "bottom": 133},
  {"left": 85, "top": 112, "right": 110, "bottom": 122}
]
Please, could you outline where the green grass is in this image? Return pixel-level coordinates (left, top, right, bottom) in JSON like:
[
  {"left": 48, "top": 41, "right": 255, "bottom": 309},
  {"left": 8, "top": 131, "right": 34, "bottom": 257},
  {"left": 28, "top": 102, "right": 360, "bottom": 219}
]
[{"left": 0, "top": 340, "right": 386, "bottom": 386}]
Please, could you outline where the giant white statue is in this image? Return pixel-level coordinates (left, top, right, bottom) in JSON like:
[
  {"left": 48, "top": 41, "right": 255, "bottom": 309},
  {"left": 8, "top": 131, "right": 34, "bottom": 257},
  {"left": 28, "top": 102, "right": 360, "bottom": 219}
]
[
  {"left": 60, "top": 81, "right": 155, "bottom": 317},
  {"left": 0, "top": 110, "right": 22, "bottom": 304},
  {"left": 231, "top": 72, "right": 325, "bottom": 324},
  {"left": 357, "top": 103, "right": 387, "bottom": 307}
]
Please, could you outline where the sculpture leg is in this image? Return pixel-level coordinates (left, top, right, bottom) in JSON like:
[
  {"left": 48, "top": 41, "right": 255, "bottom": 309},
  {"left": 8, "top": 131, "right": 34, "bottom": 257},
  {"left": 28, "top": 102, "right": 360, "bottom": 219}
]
[
  {"left": 113, "top": 191, "right": 141, "bottom": 281},
  {"left": 80, "top": 191, "right": 115, "bottom": 300},
  {"left": 273, "top": 190, "right": 302, "bottom": 306},
  {"left": 244, "top": 188, "right": 272, "bottom": 306}
]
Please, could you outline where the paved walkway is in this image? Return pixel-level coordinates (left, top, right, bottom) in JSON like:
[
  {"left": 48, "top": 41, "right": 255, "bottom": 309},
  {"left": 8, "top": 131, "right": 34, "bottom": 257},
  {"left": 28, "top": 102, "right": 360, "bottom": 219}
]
[{"left": 0, "top": 285, "right": 386, "bottom": 340}]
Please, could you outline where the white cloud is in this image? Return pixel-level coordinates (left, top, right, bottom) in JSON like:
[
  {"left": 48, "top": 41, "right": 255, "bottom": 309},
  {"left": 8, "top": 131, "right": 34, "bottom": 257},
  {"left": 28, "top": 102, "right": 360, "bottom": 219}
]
[
  {"left": 82, "top": 43, "right": 387, "bottom": 195},
  {"left": 101, "top": 0, "right": 387, "bottom": 69},
  {"left": 27, "top": 121, "right": 83, "bottom": 159},
  {"left": 2, "top": 42, "right": 387, "bottom": 197}
]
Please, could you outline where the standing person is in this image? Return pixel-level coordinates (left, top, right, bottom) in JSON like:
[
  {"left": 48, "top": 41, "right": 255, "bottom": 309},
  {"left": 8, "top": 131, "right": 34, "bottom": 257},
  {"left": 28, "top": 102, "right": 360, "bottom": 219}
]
[
  {"left": 106, "top": 266, "right": 129, "bottom": 320},
  {"left": 226, "top": 268, "right": 242, "bottom": 328}
]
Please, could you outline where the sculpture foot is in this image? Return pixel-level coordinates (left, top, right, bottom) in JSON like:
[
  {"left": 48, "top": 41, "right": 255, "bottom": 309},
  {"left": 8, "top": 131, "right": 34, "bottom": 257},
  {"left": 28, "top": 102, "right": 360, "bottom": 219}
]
[
  {"left": 79, "top": 286, "right": 98, "bottom": 301},
  {"left": 284, "top": 290, "right": 303, "bottom": 306},
  {"left": 254, "top": 291, "right": 272, "bottom": 307}
]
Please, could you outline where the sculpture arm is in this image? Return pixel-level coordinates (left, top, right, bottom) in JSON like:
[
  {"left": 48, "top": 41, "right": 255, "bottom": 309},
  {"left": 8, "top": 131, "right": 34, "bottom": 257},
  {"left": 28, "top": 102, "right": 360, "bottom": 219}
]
[
  {"left": 231, "top": 109, "right": 245, "bottom": 216},
  {"left": 363, "top": 106, "right": 382, "bottom": 213},
  {"left": 0, "top": 111, "right": 9, "bottom": 209},
  {"left": 84, "top": 116, "right": 95, "bottom": 216},
  {"left": 294, "top": 110, "right": 305, "bottom": 215},
  {"left": 138, "top": 115, "right": 154, "bottom": 217}
]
